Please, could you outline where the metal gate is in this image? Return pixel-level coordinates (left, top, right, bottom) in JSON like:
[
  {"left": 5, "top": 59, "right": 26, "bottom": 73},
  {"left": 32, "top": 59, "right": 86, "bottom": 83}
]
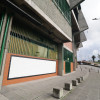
[
  {"left": 65, "top": 61, "right": 71, "bottom": 73},
  {"left": 64, "top": 48, "right": 73, "bottom": 73}
]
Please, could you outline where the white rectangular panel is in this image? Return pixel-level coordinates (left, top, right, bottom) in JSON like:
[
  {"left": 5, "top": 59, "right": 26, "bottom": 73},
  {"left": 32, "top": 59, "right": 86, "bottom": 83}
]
[{"left": 8, "top": 56, "right": 56, "bottom": 79}]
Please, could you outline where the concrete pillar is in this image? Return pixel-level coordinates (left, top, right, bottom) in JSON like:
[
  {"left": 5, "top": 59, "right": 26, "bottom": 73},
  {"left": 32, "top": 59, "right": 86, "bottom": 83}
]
[
  {"left": 58, "top": 43, "right": 64, "bottom": 76},
  {"left": 75, "top": 51, "right": 78, "bottom": 68},
  {"left": 0, "top": 14, "right": 13, "bottom": 90},
  {"left": 0, "top": 14, "right": 7, "bottom": 52},
  {"left": 72, "top": 34, "right": 77, "bottom": 71}
]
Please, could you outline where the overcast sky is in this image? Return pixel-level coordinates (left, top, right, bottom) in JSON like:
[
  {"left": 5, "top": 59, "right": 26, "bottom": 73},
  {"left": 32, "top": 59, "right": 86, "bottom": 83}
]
[{"left": 77, "top": 0, "right": 100, "bottom": 61}]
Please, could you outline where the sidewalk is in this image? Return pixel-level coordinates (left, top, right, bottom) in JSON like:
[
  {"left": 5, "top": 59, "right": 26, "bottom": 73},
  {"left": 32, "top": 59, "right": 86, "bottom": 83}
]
[
  {"left": 63, "top": 66, "right": 100, "bottom": 100},
  {"left": 0, "top": 65, "right": 89, "bottom": 100}
]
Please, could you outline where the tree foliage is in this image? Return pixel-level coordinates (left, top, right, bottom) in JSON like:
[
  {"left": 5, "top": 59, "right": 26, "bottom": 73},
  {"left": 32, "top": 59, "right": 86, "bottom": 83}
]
[{"left": 92, "top": 55, "right": 96, "bottom": 62}]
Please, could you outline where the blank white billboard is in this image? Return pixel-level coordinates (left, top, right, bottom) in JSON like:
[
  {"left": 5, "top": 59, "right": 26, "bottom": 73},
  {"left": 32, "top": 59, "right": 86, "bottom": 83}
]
[{"left": 8, "top": 56, "right": 56, "bottom": 79}]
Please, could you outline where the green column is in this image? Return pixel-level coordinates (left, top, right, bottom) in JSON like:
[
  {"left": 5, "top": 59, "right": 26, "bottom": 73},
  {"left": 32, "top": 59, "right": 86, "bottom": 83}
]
[
  {"left": 0, "top": 13, "right": 5, "bottom": 35},
  {"left": 0, "top": 14, "right": 11, "bottom": 74}
]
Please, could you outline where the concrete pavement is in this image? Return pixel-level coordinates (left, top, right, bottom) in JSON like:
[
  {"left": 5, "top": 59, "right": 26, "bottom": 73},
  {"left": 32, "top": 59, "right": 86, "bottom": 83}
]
[
  {"left": 63, "top": 65, "right": 100, "bottom": 100},
  {"left": 0, "top": 65, "right": 89, "bottom": 100},
  {"left": 0, "top": 93, "right": 8, "bottom": 100}
]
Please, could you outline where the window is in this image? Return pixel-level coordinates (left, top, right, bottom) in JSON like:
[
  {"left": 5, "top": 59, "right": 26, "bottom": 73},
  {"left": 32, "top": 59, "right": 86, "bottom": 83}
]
[
  {"left": 8, "top": 23, "right": 58, "bottom": 60},
  {"left": 53, "top": 0, "right": 71, "bottom": 25},
  {"left": 64, "top": 48, "right": 73, "bottom": 62}
]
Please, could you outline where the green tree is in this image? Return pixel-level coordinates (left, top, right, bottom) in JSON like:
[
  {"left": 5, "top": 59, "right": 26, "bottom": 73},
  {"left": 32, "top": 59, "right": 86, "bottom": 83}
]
[{"left": 92, "top": 55, "right": 96, "bottom": 62}]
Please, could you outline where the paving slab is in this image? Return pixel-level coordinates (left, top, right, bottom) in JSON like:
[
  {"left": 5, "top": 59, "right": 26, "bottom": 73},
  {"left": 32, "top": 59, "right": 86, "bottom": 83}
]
[
  {"left": 63, "top": 66, "right": 100, "bottom": 100},
  {"left": 0, "top": 93, "right": 9, "bottom": 100},
  {"left": 0, "top": 65, "right": 89, "bottom": 100}
]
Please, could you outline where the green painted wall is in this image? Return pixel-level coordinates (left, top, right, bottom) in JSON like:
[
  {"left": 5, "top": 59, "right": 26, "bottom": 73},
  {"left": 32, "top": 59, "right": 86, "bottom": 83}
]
[
  {"left": 64, "top": 48, "right": 73, "bottom": 73},
  {"left": 0, "top": 14, "right": 11, "bottom": 74}
]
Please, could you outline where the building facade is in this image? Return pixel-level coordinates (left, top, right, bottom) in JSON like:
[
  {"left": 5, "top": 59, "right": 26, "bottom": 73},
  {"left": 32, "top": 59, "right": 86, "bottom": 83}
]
[{"left": 0, "top": 0, "right": 88, "bottom": 89}]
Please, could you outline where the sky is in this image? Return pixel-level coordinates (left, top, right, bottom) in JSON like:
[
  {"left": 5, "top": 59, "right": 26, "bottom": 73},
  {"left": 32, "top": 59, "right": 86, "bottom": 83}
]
[{"left": 77, "top": 0, "right": 100, "bottom": 61}]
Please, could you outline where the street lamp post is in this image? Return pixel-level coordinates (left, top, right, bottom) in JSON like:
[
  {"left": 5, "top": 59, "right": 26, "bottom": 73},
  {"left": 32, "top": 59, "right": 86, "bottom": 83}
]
[{"left": 92, "top": 18, "right": 100, "bottom": 20}]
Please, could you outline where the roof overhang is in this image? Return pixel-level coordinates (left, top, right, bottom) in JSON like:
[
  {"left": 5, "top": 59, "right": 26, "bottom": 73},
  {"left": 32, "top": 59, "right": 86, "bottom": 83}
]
[
  {"left": 78, "top": 10, "right": 88, "bottom": 32},
  {"left": 2, "top": 0, "right": 72, "bottom": 44},
  {"left": 71, "top": 11, "right": 80, "bottom": 33},
  {"left": 74, "top": 32, "right": 86, "bottom": 43},
  {"left": 80, "top": 32, "right": 87, "bottom": 42},
  {"left": 69, "top": 0, "right": 85, "bottom": 10},
  {"left": 72, "top": 10, "right": 88, "bottom": 35},
  {"left": 74, "top": 32, "right": 86, "bottom": 49},
  {"left": 78, "top": 42, "right": 83, "bottom": 48},
  {"left": 23, "top": 0, "right": 72, "bottom": 42},
  {"left": 75, "top": 42, "right": 83, "bottom": 49}
]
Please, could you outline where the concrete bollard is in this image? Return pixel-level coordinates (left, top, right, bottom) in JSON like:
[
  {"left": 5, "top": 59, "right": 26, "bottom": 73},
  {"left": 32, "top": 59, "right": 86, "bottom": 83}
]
[
  {"left": 64, "top": 83, "right": 72, "bottom": 91},
  {"left": 53, "top": 87, "right": 63, "bottom": 99},
  {"left": 72, "top": 80, "right": 78, "bottom": 86},
  {"left": 89, "top": 69, "right": 91, "bottom": 72},
  {"left": 98, "top": 70, "right": 99, "bottom": 73},
  {"left": 76, "top": 78, "right": 81, "bottom": 83}
]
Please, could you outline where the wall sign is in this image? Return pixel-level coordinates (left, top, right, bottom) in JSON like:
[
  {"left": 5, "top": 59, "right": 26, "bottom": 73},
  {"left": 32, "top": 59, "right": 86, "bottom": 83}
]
[{"left": 8, "top": 56, "right": 56, "bottom": 79}]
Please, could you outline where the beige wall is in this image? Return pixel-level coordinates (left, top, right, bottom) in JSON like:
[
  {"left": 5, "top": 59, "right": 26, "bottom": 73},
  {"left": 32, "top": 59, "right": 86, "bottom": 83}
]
[{"left": 67, "top": 0, "right": 70, "bottom": 5}]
